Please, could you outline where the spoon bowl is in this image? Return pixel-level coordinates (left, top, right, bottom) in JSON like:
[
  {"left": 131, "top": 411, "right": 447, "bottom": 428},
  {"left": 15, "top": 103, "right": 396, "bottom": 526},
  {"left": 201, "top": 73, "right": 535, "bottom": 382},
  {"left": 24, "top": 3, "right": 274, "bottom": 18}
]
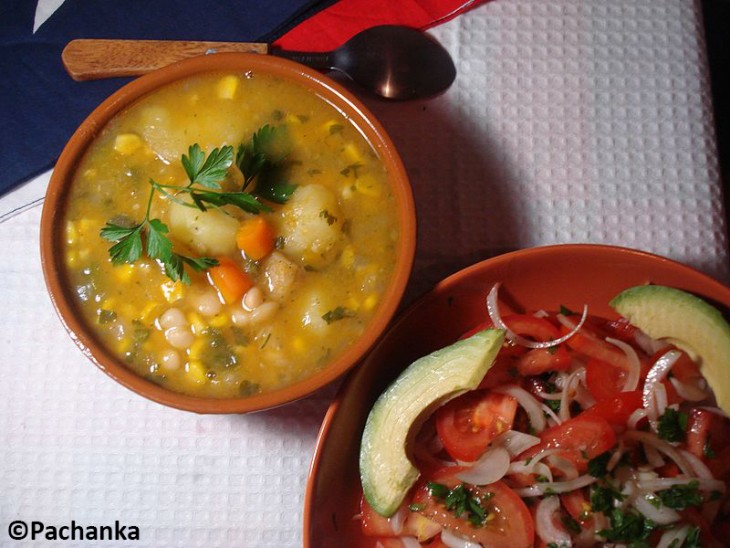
[
  {"left": 275, "top": 25, "right": 457, "bottom": 99},
  {"left": 62, "top": 25, "right": 457, "bottom": 100}
]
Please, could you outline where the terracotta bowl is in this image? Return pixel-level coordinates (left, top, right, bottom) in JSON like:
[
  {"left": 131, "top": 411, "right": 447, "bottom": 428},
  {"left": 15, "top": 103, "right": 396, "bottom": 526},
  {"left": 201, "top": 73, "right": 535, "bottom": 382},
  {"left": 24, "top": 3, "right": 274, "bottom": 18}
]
[
  {"left": 303, "top": 244, "right": 730, "bottom": 546},
  {"left": 40, "top": 53, "right": 416, "bottom": 414}
]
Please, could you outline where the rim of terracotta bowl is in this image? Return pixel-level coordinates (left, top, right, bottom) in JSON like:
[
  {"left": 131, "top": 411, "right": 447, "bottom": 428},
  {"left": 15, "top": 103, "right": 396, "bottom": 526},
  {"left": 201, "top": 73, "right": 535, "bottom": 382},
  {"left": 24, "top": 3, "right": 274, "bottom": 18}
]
[
  {"left": 40, "top": 52, "right": 416, "bottom": 414},
  {"left": 302, "top": 243, "right": 730, "bottom": 546}
]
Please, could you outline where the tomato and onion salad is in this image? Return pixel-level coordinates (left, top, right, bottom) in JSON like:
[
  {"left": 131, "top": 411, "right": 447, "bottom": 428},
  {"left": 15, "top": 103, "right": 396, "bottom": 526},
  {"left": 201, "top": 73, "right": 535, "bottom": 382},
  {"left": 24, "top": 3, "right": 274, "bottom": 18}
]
[{"left": 358, "top": 290, "right": 729, "bottom": 547}]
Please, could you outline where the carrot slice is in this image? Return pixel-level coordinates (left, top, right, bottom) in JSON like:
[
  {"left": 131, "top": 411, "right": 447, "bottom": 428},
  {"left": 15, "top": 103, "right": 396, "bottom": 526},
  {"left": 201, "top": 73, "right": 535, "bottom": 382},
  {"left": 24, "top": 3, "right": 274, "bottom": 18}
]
[
  {"left": 236, "top": 216, "right": 276, "bottom": 261},
  {"left": 207, "top": 257, "right": 253, "bottom": 304}
]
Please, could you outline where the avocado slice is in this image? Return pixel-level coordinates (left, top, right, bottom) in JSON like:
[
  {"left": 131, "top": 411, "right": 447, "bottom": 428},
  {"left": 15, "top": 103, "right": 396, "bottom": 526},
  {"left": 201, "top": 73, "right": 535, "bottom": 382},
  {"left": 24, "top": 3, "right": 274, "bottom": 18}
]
[
  {"left": 359, "top": 328, "right": 505, "bottom": 517},
  {"left": 610, "top": 285, "right": 730, "bottom": 414}
]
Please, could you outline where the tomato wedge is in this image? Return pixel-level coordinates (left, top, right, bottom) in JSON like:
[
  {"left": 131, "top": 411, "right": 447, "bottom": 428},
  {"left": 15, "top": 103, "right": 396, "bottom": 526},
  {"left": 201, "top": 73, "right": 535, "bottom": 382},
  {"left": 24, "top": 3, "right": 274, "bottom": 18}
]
[
  {"left": 435, "top": 390, "right": 517, "bottom": 462},
  {"left": 411, "top": 467, "right": 535, "bottom": 547},
  {"left": 519, "top": 414, "right": 617, "bottom": 473},
  {"left": 581, "top": 390, "right": 643, "bottom": 425}
]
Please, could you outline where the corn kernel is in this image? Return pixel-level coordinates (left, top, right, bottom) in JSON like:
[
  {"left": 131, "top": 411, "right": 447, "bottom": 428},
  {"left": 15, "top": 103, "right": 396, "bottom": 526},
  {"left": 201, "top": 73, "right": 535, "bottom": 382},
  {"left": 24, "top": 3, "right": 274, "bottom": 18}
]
[
  {"left": 346, "top": 297, "right": 360, "bottom": 312},
  {"left": 187, "top": 312, "right": 206, "bottom": 334},
  {"left": 321, "top": 119, "right": 343, "bottom": 134},
  {"left": 186, "top": 360, "right": 207, "bottom": 385},
  {"left": 161, "top": 281, "right": 185, "bottom": 303},
  {"left": 216, "top": 75, "right": 239, "bottom": 99},
  {"left": 114, "top": 264, "right": 135, "bottom": 282},
  {"left": 291, "top": 336, "right": 306, "bottom": 353},
  {"left": 209, "top": 314, "right": 228, "bottom": 328},
  {"left": 362, "top": 293, "right": 379, "bottom": 311},
  {"left": 77, "top": 218, "right": 95, "bottom": 234},
  {"left": 354, "top": 176, "right": 381, "bottom": 198},
  {"left": 65, "top": 221, "right": 78, "bottom": 245},
  {"left": 139, "top": 302, "right": 159, "bottom": 323},
  {"left": 114, "top": 133, "right": 143, "bottom": 155},
  {"left": 342, "top": 142, "right": 362, "bottom": 163},
  {"left": 285, "top": 113, "right": 304, "bottom": 125},
  {"left": 189, "top": 337, "right": 207, "bottom": 361},
  {"left": 115, "top": 337, "right": 132, "bottom": 354},
  {"left": 100, "top": 298, "right": 117, "bottom": 311},
  {"left": 339, "top": 245, "right": 355, "bottom": 268}
]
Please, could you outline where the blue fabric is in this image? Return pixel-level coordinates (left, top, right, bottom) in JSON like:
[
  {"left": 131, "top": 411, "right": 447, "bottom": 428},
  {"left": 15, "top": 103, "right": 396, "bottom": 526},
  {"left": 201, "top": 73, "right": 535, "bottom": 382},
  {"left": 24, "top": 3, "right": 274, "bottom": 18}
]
[{"left": 0, "top": 0, "right": 336, "bottom": 196}]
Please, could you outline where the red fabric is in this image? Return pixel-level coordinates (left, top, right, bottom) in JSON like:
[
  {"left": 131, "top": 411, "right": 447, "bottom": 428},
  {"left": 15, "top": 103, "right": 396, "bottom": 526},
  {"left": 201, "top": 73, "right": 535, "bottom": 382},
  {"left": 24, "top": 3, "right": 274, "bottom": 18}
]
[{"left": 274, "top": 0, "right": 487, "bottom": 51}]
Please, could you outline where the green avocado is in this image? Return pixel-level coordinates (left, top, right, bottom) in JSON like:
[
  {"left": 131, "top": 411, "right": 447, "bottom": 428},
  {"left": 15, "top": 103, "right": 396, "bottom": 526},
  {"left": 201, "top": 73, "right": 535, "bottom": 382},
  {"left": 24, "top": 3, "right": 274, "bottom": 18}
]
[
  {"left": 359, "top": 328, "right": 505, "bottom": 517},
  {"left": 610, "top": 285, "right": 730, "bottom": 414}
]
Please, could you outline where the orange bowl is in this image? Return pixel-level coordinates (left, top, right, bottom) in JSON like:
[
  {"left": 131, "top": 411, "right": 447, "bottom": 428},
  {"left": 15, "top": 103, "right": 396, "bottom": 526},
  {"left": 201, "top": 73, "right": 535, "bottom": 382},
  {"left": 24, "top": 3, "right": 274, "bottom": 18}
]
[
  {"left": 40, "top": 53, "right": 416, "bottom": 414},
  {"left": 303, "top": 244, "right": 730, "bottom": 546}
]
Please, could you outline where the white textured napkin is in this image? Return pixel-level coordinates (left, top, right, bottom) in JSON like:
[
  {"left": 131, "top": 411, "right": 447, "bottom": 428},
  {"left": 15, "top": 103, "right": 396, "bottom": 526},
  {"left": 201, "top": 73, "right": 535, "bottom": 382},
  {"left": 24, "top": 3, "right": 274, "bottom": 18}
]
[{"left": 1, "top": 1, "right": 728, "bottom": 547}]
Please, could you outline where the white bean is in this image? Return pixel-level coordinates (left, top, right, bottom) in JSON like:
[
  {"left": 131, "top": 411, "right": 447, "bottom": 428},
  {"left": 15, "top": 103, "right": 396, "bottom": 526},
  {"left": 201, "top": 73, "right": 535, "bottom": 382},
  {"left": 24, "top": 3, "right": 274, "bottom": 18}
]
[
  {"left": 242, "top": 286, "right": 264, "bottom": 311},
  {"left": 250, "top": 301, "right": 279, "bottom": 325},
  {"left": 195, "top": 290, "right": 223, "bottom": 316},
  {"left": 159, "top": 349, "right": 181, "bottom": 371},
  {"left": 231, "top": 307, "right": 252, "bottom": 326},
  {"left": 159, "top": 307, "right": 187, "bottom": 330},
  {"left": 165, "top": 325, "right": 194, "bottom": 349}
]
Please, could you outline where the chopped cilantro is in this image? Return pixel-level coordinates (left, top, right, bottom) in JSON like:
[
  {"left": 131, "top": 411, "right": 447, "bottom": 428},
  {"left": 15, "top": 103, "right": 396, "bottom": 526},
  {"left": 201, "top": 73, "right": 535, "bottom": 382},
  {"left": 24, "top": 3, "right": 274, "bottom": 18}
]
[
  {"left": 598, "top": 508, "right": 655, "bottom": 544},
  {"left": 588, "top": 451, "right": 612, "bottom": 478},
  {"left": 426, "top": 482, "right": 492, "bottom": 527},
  {"left": 657, "top": 408, "right": 689, "bottom": 443},
  {"left": 657, "top": 481, "right": 703, "bottom": 510},
  {"left": 322, "top": 306, "right": 355, "bottom": 324}
]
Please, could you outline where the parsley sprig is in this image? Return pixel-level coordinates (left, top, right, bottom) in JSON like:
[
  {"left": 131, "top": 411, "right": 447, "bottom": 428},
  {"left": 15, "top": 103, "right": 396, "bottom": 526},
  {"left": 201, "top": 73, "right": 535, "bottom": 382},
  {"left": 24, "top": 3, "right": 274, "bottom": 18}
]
[
  {"left": 101, "top": 127, "right": 297, "bottom": 283},
  {"left": 100, "top": 183, "right": 217, "bottom": 284}
]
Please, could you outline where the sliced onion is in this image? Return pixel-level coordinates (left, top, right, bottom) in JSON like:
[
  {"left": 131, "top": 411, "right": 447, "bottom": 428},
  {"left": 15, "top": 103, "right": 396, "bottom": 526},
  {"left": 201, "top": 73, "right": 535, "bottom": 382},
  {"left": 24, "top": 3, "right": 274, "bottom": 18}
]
[
  {"left": 515, "top": 474, "right": 597, "bottom": 497},
  {"left": 643, "top": 443, "right": 666, "bottom": 468},
  {"left": 627, "top": 407, "right": 648, "bottom": 430},
  {"left": 624, "top": 430, "right": 694, "bottom": 477},
  {"left": 535, "top": 495, "right": 572, "bottom": 546},
  {"left": 400, "top": 538, "right": 422, "bottom": 548},
  {"left": 638, "top": 476, "right": 726, "bottom": 494},
  {"left": 605, "top": 337, "right": 641, "bottom": 392},
  {"left": 541, "top": 403, "right": 562, "bottom": 426},
  {"left": 546, "top": 453, "right": 579, "bottom": 480},
  {"left": 492, "top": 429, "right": 541, "bottom": 457},
  {"left": 633, "top": 493, "right": 680, "bottom": 525},
  {"left": 387, "top": 503, "right": 409, "bottom": 535},
  {"left": 486, "top": 284, "right": 588, "bottom": 349},
  {"left": 494, "top": 385, "right": 547, "bottom": 433},
  {"left": 632, "top": 328, "right": 670, "bottom": 355},
  {"left": 558, "top": 368, "right": 585, "bottom": 422},
  {"left": 508, "top": 460, "right": 554, "bottom": 484},
  {"left": 669, "top": 376, "right": 708, "bottom": 402},
  {"left": 456, "top": 446, "right": 511, "bottom": 485},
  {"left": 680, "top": 449, "right": 716, "bottom": 480},
  {"left": 440, "top": 528, "right": 481, "bottom": 548},
  {"left": 642, "top": 350, "right": 681, "bottom": 424},
  {"left": 607, "top": 443, "right": 626, "bottom": 472},
  {"left": 657, "top": 526, "right": 691, "bottom": 548}
]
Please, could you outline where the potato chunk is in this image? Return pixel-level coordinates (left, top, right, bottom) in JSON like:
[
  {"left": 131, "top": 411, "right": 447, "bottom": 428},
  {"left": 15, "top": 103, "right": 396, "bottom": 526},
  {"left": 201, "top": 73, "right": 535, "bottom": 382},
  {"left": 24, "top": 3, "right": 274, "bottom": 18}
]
[
  {"left": 167, "top": 201, "right": 238, "bottom": 256},
  {"left": 261, "top": 251, "right": 300, "bottom": 302},
  {"left": 276, "top": 184, "right": 345, "bottom": 269}
]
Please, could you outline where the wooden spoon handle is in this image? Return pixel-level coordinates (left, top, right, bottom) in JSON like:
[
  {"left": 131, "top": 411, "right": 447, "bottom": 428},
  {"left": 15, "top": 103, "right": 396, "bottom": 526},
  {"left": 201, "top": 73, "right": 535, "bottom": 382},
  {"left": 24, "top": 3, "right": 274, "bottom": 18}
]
[{"left": 62, "top": 39, "right": 270, "bottom": 81}]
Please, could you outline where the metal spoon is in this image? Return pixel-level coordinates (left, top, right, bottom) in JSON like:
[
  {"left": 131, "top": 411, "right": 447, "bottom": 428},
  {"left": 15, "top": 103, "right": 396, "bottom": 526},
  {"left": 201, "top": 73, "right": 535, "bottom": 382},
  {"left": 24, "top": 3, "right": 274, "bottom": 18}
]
[{"left": 62, "top": 25, "right": 456, "bottom": 100}]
